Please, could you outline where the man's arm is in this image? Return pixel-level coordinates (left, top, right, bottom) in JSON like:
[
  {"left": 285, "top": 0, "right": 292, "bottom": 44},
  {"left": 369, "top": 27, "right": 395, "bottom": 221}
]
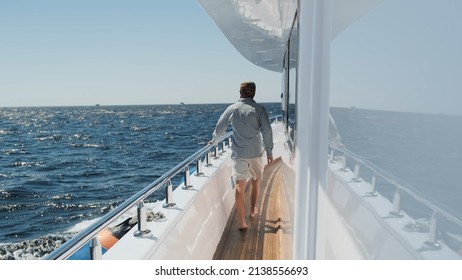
[
  {"left": 211, "top": 107, "right": 232, "bottom": 145},
  {"left": 259, "top": 107, "right": 273, "bottom": 164}
]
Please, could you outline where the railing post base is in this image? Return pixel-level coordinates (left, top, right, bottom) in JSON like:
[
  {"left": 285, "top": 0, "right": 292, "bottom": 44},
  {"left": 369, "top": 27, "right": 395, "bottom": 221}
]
[
  {"left": 163, "top": 180, "right": 176, "bottom": 208},
  {"left": 89, "top": 237, "right": 102, "bottom": 260},
  {"left": 183, "top": 166, "right": 193, "bottom": 190},
  {"left": 418, "top": 241, "right": 441, "bottom": 252},
  {"left": 388, "top": 211, "right": 404, "bottom": 218},
  {"left": 134, "top": 201, "right": 152, "bottom": 237}
]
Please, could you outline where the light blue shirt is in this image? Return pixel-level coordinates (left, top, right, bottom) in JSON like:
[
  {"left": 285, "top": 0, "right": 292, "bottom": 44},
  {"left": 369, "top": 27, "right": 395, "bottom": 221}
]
[{"left": 212, "top": 98, "right": 273, "bottom": 158}]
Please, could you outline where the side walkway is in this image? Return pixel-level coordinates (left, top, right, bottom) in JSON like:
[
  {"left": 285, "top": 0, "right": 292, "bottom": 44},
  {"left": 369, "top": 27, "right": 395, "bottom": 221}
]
[{"left": 213, "top": 158, "right": 292, "bottom": 259}]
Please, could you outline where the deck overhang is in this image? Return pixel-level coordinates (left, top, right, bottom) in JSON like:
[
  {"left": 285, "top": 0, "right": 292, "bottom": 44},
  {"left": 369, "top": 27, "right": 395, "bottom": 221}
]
[{"left": 197, "top": 0, "right": 383, "bottom": 73}]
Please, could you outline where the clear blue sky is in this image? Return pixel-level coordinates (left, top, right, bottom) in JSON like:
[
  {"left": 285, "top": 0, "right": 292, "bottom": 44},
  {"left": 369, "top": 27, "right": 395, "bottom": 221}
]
[
  {"left": 1, "top": 0, "right": 461, "bottom": 115},
  {"left": 0, "top": 0, "right": 280, "bottom": 107}
]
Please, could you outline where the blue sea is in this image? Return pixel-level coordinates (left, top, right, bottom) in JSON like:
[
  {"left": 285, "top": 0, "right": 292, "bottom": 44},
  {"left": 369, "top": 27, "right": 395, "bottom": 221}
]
[{"left": 1, "top": 104, "right": 461, "bottom": 259}]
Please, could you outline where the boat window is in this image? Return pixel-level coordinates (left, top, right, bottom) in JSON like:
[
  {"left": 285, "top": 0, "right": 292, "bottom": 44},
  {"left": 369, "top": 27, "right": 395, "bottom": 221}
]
[{"left": 329, "top": 0, "right": 462, "bottom": 256}]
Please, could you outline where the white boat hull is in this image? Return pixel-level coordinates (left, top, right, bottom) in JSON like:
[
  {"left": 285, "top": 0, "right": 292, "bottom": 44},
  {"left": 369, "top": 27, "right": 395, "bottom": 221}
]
[{"left": 104, "top": 149, "right": 235, "bottom": 259}]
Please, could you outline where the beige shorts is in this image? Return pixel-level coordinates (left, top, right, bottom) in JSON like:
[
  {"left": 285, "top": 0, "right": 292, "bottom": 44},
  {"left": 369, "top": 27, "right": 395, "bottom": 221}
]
[{"left": 232, "top": 156, "right": 265, "bottom": 181}]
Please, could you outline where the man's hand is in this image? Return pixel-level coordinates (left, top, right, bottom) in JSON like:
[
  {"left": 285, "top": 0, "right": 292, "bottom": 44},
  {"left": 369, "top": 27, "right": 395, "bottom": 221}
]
[{"left": 267, "top": 156, "right": 273, "bottom": 165}]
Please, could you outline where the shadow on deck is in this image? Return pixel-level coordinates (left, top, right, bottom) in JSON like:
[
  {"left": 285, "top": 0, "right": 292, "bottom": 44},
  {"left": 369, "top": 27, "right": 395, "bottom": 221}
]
[{"left": 213, "top": 157, "right": 292, "bottom": 260}]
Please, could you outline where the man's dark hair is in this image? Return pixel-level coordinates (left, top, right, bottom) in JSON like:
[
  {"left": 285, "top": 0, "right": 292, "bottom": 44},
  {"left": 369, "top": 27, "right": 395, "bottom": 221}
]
[{"left": 240, "top": 81, "right": 256, "bottom": 98}]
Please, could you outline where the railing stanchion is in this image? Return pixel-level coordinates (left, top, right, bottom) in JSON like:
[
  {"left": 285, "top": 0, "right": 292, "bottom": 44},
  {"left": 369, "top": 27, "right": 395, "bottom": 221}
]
[
  {"left": 423, "top": 211, "right": 441, "bottom": 250},
  {"left": 183, "top": 166, "right": 193, "bottom": 189},
  {"left": 196, "top": 157, "right": 204, "bottom": 176},
  {"left": 89, "top": 237, "right": 102, "bottom": 260},
  {"left": 163, "top": 180, "right": 176, "bottom": 208},
  {"left": 340, "top": 153, "right": 348, "bottom": 171},
  {"left": 214, "top": 145, "right": 220, "bottom": 159},
  {"left": 352, "top": 164, "right": 362, "bottom": 182},
  {"left": 365, "top": 175, "right": 378, "bottom": 197},
  {"left": 205, "top": 151, "right": 212, "bottom": 167},
  {"left": 134, "top": 201, "right": 151, "bottom": 236},
  {"left": 389, "top": 188, "right": 404, "bottom": 217}
]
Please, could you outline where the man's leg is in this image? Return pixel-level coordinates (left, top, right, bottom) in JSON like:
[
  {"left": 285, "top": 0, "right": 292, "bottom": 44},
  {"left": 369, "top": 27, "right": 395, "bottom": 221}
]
[
  {"left": 250, "top": 178, "right": 260, "bottom": 219},
  {"left": 235, "top": 179, "right": 248, "bottom": 229}
]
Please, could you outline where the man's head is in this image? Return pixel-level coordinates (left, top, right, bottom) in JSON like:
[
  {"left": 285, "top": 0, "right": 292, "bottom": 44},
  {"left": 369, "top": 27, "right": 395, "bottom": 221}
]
[{"left": 240, "top": 81, "right": 256, "bottom": 98}]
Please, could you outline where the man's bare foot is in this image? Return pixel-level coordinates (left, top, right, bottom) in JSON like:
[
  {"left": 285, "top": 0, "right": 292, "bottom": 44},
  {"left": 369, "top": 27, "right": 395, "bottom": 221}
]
[
  {"left": 238, "top": 223, "right": 248, "bottom": 230},
  {"left": 250, "top": 207, "right": 258, "bottom": 219}
]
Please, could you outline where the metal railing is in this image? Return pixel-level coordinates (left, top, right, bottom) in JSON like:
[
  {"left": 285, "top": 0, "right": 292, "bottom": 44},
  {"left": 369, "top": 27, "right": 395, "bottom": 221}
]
[{"left": 330, "top": 146, "right": 462, "bottom": 254}]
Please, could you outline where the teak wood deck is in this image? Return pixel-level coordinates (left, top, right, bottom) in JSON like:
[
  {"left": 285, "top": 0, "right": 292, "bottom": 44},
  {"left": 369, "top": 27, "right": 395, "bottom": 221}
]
[{"left": 213, "top": 158, "right": 292, "bottom": 260}]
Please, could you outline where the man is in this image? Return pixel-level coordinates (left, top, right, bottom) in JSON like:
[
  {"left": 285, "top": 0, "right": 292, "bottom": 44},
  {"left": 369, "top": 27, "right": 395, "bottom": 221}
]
[{"left": 210, "top": 81, "right": 273, "bottom": 230}]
